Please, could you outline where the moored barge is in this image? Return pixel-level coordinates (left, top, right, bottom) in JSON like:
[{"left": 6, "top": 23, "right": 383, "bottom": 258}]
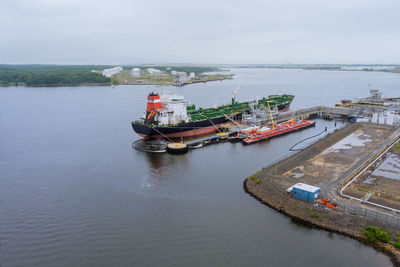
[{"left": 231, "top": 119, "right": 316, "bottom": 145}]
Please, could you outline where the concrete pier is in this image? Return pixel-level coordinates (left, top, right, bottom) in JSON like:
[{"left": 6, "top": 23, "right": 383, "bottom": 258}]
[{"left": 260, "top": 105, "right": 356, "bottom": 125}]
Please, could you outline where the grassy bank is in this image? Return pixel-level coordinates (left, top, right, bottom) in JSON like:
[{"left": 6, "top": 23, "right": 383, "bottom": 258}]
[{"left": 110, "top": 69, "right": 233, "bottom": 86}]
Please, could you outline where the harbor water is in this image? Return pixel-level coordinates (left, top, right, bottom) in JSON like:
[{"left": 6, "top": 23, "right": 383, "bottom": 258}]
[{"left": 1, "top": 68, "right": 400, "bottom": 266}]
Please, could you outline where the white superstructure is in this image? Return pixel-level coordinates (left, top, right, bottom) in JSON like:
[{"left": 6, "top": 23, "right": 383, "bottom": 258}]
[{"left": 157, "top": 94, "right": 190, "bottom": 125}]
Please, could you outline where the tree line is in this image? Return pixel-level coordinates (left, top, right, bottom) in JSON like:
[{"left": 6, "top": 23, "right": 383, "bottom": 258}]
[
  {"left": 0, "top": 64, "right": 221, "bottom": 86},
  {"left": 0, "top": 65, "right": 111, "bottom": 86}
]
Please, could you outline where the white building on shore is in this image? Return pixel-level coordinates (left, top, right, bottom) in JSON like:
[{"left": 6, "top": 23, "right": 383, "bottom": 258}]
[
  {"left": 131, "top": 68, "right": 141, "bottom": 77},
  {"left": 178, "top": 76, "right": 191, "bottom": 84},
  {"left": 102, "top": 66, "right": 123, "bottom": 77},
  {"left": 171, "top": 70, "right": 191, "bottom": 85},
  {"left": 171, "top": 70, "right": 187, "bottom": 77},
  {"left": 147, "top": 68, "right": 163, "bottom": 77}
]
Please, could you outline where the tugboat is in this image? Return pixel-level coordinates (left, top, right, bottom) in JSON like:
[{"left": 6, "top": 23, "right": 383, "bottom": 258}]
[{"left": 131, "top": 89, "right": 294, "bottom": 139}]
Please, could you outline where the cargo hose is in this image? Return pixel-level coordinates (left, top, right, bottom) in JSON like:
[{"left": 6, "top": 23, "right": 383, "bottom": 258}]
[{"left": 289, "top": 129, "right": 325, "bottom": 151}]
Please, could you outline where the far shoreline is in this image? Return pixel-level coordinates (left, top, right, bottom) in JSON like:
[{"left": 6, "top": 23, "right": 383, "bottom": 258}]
[{"left": 0, "top": 74, "right": 234, "bottom": 88}]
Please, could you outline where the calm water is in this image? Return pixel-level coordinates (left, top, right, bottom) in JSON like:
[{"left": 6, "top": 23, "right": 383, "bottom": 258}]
[{"left": 1, "top": 68, "right": 399, "bottom": 266}]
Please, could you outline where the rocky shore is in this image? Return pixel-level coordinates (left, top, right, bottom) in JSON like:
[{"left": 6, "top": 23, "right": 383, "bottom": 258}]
[{"left": 244, "top": 176, "right": 400, "bottom": 266}]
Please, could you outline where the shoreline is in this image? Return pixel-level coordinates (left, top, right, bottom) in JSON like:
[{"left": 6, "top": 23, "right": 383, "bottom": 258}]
[
  {"left": 0, "top": 75, "right": 234, "bottom": 88},
  {"left": 0, "top": 82, "right": 111, "bottom": 87},
  {"left": 242, "top": 122, "right": 400, "bottom": 265},
  {"left": 114, "top": 74, "right": 235, "bottom": 87},
  {"left": 243, "top": 178, "right": 400, "bottom": 266},
  {"left": 244, "top": 165, "right": 400, "bottom": 266}
]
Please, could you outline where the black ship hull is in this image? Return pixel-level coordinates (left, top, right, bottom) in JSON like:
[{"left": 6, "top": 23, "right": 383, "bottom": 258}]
[
  {"left": 132, "top": 101, "right": 291, "bottom": 139},
  {"left": 132, "top": 113, "right": 242, "bottom": 139}
]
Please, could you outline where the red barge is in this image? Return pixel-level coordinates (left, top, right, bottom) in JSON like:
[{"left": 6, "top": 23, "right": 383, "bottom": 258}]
[{"left": 231, "top": 119, "right": 316, "bottom": 145}]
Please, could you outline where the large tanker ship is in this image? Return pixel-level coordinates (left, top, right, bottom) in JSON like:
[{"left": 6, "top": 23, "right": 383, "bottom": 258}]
[{"left": 131, "top": 90, "right": 294, "bottom": 139}]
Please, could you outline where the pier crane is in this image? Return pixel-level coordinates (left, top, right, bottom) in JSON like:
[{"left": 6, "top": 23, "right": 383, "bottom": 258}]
[
  {"left": 232, "top": 85, "right": 241, "bottom": 106},
  {"left": 266, "top": 101, "right": 276, "bottom": 129}
]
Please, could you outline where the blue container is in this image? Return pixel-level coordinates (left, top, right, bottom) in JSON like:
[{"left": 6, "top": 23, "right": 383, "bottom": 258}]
[{"left": 291, "top": 183, "right": 321, "bottom": 202}]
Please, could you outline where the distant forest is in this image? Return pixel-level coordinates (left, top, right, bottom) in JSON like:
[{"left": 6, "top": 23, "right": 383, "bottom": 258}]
[
  {"left": 0, "top": 65, "right": 112, "bottom": 86},
  {"left": 0, "top": 65, "right": 220, "bottom": 86}
]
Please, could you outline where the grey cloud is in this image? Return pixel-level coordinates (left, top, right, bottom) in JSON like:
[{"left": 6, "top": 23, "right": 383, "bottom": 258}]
[{"left": 1, "top": 0, "right": 399, "bottom": 64}]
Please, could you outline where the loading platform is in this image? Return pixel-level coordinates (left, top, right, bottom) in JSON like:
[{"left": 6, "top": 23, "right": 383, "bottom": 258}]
[{"left": 260, "top": 105, "right": 356, "bottom": 126}]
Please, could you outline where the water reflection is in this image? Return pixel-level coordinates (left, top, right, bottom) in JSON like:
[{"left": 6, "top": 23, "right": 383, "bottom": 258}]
[
  {"left": 144, "top": 152, "right": 166, "bottom": 170},
  {"left": 142, "top": 151, "right": 190, "bottom": 190}
]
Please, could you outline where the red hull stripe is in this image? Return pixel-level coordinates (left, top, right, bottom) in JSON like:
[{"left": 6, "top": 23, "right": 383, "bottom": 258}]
[{"left": 139, "top": 125, "right": 222, "bottom": 139}]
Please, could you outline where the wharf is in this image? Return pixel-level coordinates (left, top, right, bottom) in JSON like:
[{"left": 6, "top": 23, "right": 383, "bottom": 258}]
[
  {"left": 259, "top": 105, "right": 356, "bottom": 125},
  {"left": 186, "top": 105, "right": 355, "bottom": 148},
  {"left": 133, "top": 106, "right": 359, "bottom": 153},
  {"left": 244, "top": 122, "right": 400, "bottom": 264},
  {"left": 185, "top": 125, "right": 242, "bottom": 148}
]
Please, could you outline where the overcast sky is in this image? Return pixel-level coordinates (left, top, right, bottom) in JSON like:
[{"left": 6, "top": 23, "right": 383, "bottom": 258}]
[{"left": 1, "top": 0, "right": 399, "bottom": 64}]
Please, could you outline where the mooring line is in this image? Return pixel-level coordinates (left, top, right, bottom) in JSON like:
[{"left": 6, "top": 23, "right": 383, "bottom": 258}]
[
  {"left": 208, "top": 118, "right": 222, "bottom": 133},
  {"left": 151, "top": 127, "right": 174, "bottom": 142}
]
